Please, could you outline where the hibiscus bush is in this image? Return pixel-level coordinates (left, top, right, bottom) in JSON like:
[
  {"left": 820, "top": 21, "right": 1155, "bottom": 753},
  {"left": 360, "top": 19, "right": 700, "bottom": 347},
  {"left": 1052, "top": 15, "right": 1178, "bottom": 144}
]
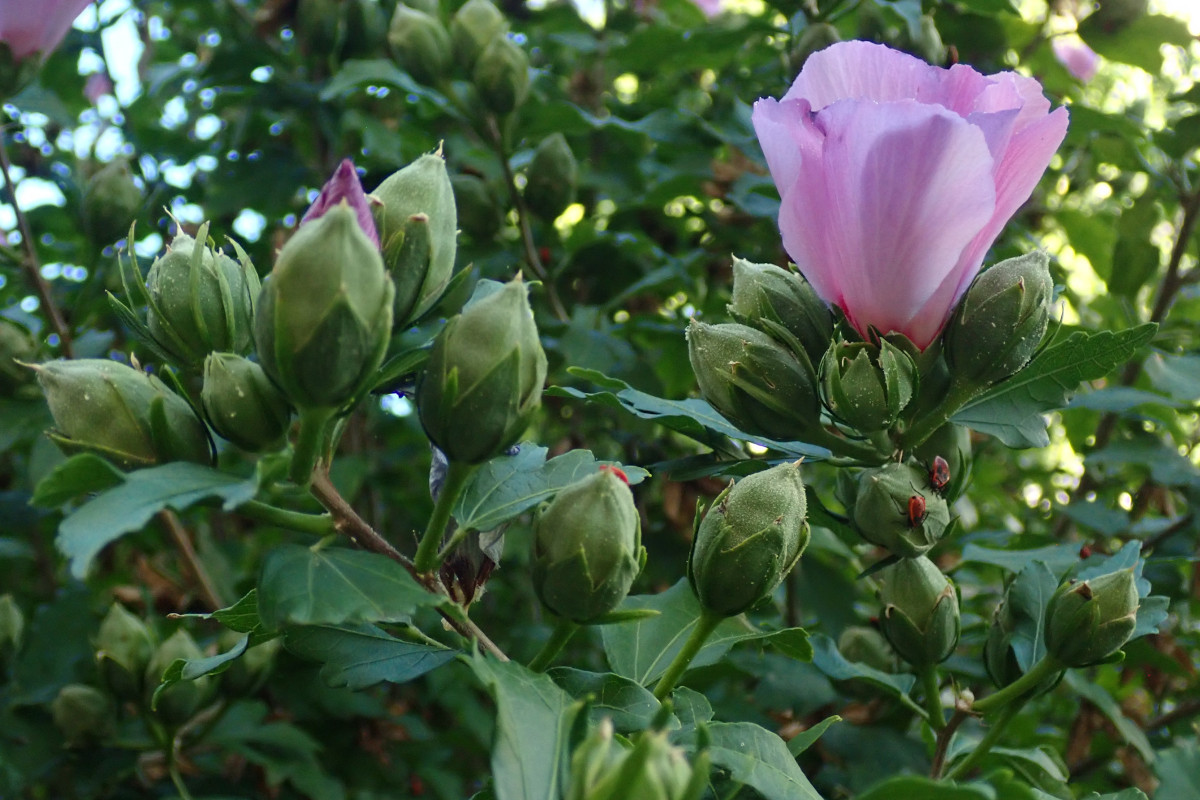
[{"left": 2, "top": 0, "right": 1199, "bottom": 798}]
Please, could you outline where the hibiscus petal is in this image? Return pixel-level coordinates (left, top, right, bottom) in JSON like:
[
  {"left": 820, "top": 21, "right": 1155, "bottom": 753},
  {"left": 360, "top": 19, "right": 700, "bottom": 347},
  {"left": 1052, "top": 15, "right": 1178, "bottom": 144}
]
[{"left": 782, "top": 40, "right": 944, "bottom": 110}]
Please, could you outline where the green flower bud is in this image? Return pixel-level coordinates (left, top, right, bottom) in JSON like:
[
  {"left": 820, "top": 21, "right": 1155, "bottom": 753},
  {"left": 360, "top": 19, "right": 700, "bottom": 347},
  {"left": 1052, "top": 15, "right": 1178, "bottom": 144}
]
[
  {"left": 145, "top": 228, "right": 261, "bottom": 367},
  {"left": 450, "top": 0, "right": 507, "bottom": 69},
  {"left": 727, "top": 257, "right": 834, "bottom": 369},
  {"left": 0, "top": 594, "right": 23, "bottom": 665},
  {"left": 789, "top": 23, "right": 841, "bottom": 71},
  {"left": 452, "top": 173, "right": 503, "bottom": 240},
  {"left": 852, "top": 462, "right": 950, "bottom": 558},
  {"left": 474, "top": 35, "right": 530, "bottom": 115},
  {"left": 52, "top": 684, "right": 114, "bottom": 747},
  {"left": 567, "top": 720, "right": 709, "bottom": 800},
  {"left": 913, "top": 15, "right": 946, "bottom": 64},
  {"left": 688, "top": 461, "right": 809, "bottom": 617},
  {"left": 341, "top": 0, "right": 387, "bottom": 59},
  {"left": 944, "top": 251, "right": 1053, "bottom": 388},
  {"left": 83, "top": 160, "right": 143, "bottom": 245},
  {"left": 877, "top": 556, "right": 960, "bottom": 668},
  {"left": 146, "top": 628, "right": 214, "bottom": 726},
  {"left": 406, "top": 0, "right": 440, "bottom": 15},
  {"left": 686, "top": 320, "right": 820, "bottom": 441},
  {"left": 912, "top": 423, "right": 971, "bottom": 502},
  {"left": 837, "top": 625, "right": 895, "bottom": 673},
  {"left": 524, "top": 133, "right": 578, "bottom": 222},
  {"left": 983, "top": 595, "right": 1023, "bottom": 689},
  {"left": 532, "top": 467, "right": 646, "bottom": 623},
  {"left": 418, "top": 278, "right": 547, "bottom": 464},
  {"left": 0, "top": 318, "right": 37, "bottom": 397},
  {"left": 32, "top": 359, "right": 211, "bottom": 468},
  {"left": 95, "top": 603, "right": 156, "bottom": 702},
  {"left": 255, "top": 204, "right": 395, "bottom": 411},
  {"left": 201, "top": 353, "right": 292, "bottom": 452},
  {"left": 296, "top": 0, "right": 342, "bottom": 59},
  {"left": 388, "top": 4, "right": 452, "bottom": 84},
  {"left": 1044, "top": 568, "right": 1140, "bottom": 668},
  {"left": 372, "top": 153, "right": 458, "bottom": 328},
  {"left": 0, "top": 44, "right": 42, "bottom": 97},
  {"left": 820, "top": 339, "right": 916, "bottom": 432}
]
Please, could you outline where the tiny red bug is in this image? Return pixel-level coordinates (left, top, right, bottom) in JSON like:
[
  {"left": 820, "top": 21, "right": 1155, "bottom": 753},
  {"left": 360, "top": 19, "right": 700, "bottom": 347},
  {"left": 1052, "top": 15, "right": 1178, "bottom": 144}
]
[
  {"left": 907, "top": 494, "right": 927, "bottom": 527},
  {"left": 599, "top": 464, "right": 629, "bottom": 485},
  {"left": 929, "top": 455, "right": 951, "bottom": 495}
]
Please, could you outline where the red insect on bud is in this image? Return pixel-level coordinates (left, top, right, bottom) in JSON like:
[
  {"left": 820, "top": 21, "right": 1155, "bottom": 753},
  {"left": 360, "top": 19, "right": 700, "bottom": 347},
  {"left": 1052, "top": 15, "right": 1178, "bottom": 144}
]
[
  {"left": 1079, "top": 544, "right": 1092, "bottom": 559},
  {"left": 907, "top": 494, "right": 927, "bottom": 528},
  {"left": 599, "top": 464, "right": 629, "bottom": 485},
  {"left": 929, "top": 455, "right": 950, "bottom": 495}
]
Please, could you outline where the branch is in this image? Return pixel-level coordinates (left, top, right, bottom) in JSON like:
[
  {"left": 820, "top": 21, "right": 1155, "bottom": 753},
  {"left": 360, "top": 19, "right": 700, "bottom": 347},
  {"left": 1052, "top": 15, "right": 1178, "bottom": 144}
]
[{"left": 160, "top": 510, "right": 225, "bottom": 611}]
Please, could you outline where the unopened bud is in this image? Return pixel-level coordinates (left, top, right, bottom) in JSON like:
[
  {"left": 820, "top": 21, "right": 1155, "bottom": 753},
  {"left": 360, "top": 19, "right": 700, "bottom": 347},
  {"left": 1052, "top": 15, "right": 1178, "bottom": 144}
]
[
  {"left": 912, "top": 423, "right": 971, "bottom": 502},
  {"left": 837, "top": 625, "right": 894, "bottom": 673},
  {"left": 727, "top": 257, "right": 833, "bottom": 368},
  {"left": 0, "top": 594, "right": 23, "bottom": 665},
  {"left": 452, "top": 174, "right": 503, "bottom": 240},
  {"left": 820, "top": 339, "right": 916, "bottom": 432},
  {"left": 52, "top": 684, "right": 114, "bottom": 746},
  {"left": 1044, "top": 568, "right": 1140, "bottom": 667},
  {"left": 877, "top": 556, "right": 960, "bottom": 668},
  {"left": 852, "top": 462, "right": 950, "bottom": 558},
  {"left": 524, "top": 134, "right": 577, "bottom": 222},
  {"left": 567, "top": 720, "right": 709, "bottom": 800},
  {"left": 83, "top": 160, "right": 143, "bottom": 245},
  {"left": 388, "top": 4, "right": 453, "bottom": 84},
  {"left": 0, "top": 318, "right": 37, "bottom": 397},
  {"left": 95, "top": 602, "right": 156, "bottom": 701},
  {"left": 450, "top": 0, "right": 508, "bottom": 69},
  {"left": 146, "top": 628, "right": 214, "bottom": 725},
  {"left": 201, "top": 353, "right": 292, "bottom": 452},
  {"left": 474, "top": 35, "right": 530, "bottom": 115}
]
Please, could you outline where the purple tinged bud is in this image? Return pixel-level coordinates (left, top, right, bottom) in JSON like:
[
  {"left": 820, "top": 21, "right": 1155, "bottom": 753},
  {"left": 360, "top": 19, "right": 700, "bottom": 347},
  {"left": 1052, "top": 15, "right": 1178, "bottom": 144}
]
[{"left": 302, "top": 159, "right": 380, "bottom": 248}]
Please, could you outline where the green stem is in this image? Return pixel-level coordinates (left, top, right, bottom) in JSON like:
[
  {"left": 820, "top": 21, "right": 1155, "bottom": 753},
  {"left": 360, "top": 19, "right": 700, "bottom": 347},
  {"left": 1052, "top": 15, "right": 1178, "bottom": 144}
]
[
  {"left": 290, "top": 407, "right": 335, "bottom": 487},
  {"left": 808, "top": 426, "right": 886, "bottom": 462},
  {"left": 414, "top": 460, "right": 478, "bottom": 574},
  {"left": 921, "top": 665, "right": 946, "bottom": 731},
  {"left": 237, "top": 500, "right": 336, "bottom": 536},
  {"left": 436, "top": 526, "right": 471, "bottom": 564},
  {"left": 970, "top": 654, "right": 1064, "bottom": 717},
  {"left": 527, "top": 618, "right": 580, "bottom": 672},
  {"left": 943, "top": 696, "right": 1029, "bottom": 781},
  {"left": 653, "top": 611, "right": 723, "bottom": 701},
  {"left": 897, "top": 379, "right": 981, "bottom": 453}
]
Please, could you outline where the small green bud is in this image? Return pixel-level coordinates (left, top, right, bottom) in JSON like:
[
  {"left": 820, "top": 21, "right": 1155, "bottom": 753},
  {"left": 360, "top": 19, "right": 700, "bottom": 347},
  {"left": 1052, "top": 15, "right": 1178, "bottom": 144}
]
[
  {"left": 944, "top": 251, "right": 1053, "bottom": 388},
  {"left": 852, "top": 462, "right": 950, "bottom": 558},
  {"left": 474, "top": 35, "right": 530, "bottom": 115},
  {"left": 52, "top": 684, "right": 114, "bottom": 747},
  {"left": 524, "top": 133, "right": 578, "bottom": 222},
  {"left": 913, "top": 15, "right": 946, "bottom": 64},
  {"left": 255, "top": 204, "right": 395, "bottom": 411},
  {"left": 820, "top": 338, "right": 916, "bottom": 432},
  {"left": 688, "top": 461, "right": 809, "bottom": 617},
  {"left": 837, "top": 625, "right": 894, "bottom": 673},
  {"left": 789, "top": 23, "right": 841, "bottom": 71},
  {"left": 417, "top": 278, "right": 547, "bottom": 464},
  {"left": 388, "top": 4, "right": 452, "bottom": 84},
  {"left": 146, "top": 628, "right": 214, "bottom": 725},
  {"left": 219, "top": 631, "right": 281, "bottom": 695},
  {"left": 877, "top": 556, "right": 960, "bottom": 668},
  {"left": 912, "top": 423, "right": 971, "bottom": 502},
  {"left": 201, "top": 353, "right": 292, "bottom": 452},
  {"left": 95, "top": 603, "right": 156, "bottom": 702},
  {"left": 452, "top": 173, "right": 503, "bottom": 240},
  {"left": 145, "top": 228, "right": 261, "bottom": 367},
  {"left": 686, "top": 320, "right": 821, "bottom": 442},
  {"left": 450, "top": 0, "right": 507, "bottom": 69},
  {"left": 1044, "top": 568, "right": 1140, "bottom": 667},
  {"left": 0, "top": 594, "right": 24, "bottom": 664},
  {"left": 32, "top": 359, "right": 211, "bottom": 468},
  {"left": 532, "top": 467, "right": 645, "bottom": 623},
  {"left": 0, "top": 318, "right": 37, "bottom": 397},
  {"left": 372, "top": 153, "right": 458, "bottom": 328},
  {"left": 727, "top": 258, "right": 834, "bottom": 368},
  {"left": 567, "top": 720, "right": 709, "bottom": 800},
  {"left": 83, "top": 160, "right": 143, "bottom": 245}
]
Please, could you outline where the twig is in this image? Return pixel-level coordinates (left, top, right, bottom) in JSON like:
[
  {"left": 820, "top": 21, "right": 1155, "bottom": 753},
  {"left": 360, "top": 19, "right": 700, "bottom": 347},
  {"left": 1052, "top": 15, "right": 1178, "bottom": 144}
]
[
  {"left": 160, "top": 510, "right": 225, "bottom": 611},
  {"left": 930, "top": 704, "right": 970, "bottom": 779}
]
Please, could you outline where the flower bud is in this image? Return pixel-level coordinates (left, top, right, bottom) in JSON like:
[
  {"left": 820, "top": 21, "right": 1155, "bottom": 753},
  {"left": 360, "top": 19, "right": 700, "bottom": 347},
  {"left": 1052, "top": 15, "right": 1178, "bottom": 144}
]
[
  {"left": 877, "top": 556, "right": 960, "bottom": 668},
  {"left": 852, "top": 462, "right": 950, "bottom": 558},
  {"left": 912, "top": 423, "right": 971, "bottom": 502},
  {"left": 146, "top": 628, "right": 214, "bottom": 726},
  {"left": 820, "top": 339, "right": 916, "bottom": 432},
  {"left": 388, "top": 4, "right": 452, "bottom": 85},
  {"left": 1044, "top": 568, "right": 1139, "bottom": 668},
  {"left": 450, "top": 0, "right": 507, "bottom": 70},
  {"left": 837, "top": 625, "right": 894, "bottom": 673},
  {"left": 417, "top": 278, "right": 547, "bottom": 464},
  {"left": 95, "top": 602, "right": 156, "bottom": 702},
  {"left": 532, "top": 467, "right": 645, "bottom": 623},
  {"left": 524, "top": 133, "right": 578, "bottom": 222},
  {"left": 982, "top": 596, "right": 1023, "bottom": 689},
  {"left": 145, "top": 227, "right": 261, "bottom": 367},
  {"left": 452, "top": 173, "right": 503, "bottom": 240},
  {"left": 255, "top": 204, "right": 395, "bottom": 411},
  {"left": 474, "top": 35, "right": 530, "bottom": 115},
  {"left": 219, "top": 631, "right": 281, "bottom": 696},
  {"left": 688, "top": 461, "right": 809, "bottom": 617},
  {"left": 201, "top": 353, "right": 292, "bottom": 452},
  {"left": 82, "top": 159, "right": 143, "bottom": 245},
  {"left": 51, "top": 684, "right": 114, "bottom": 747},
  {"left": 32, "top": 359, "right": 211, "bottom": 468},
  {"left": 567, "top": 720, "right": 708, "bottom": 800},
  {"left": 0, "top": 594, "right": 23, "bottom": 665},
  {"left": 341, "top": 0, "right": 387, "bottom": 59},
  {"left": 0, "top": 318, "right": 37, "bottom": 397},
  {"left": 301, "top": 159, "right": 378, "bottom": 247},
  {"left": 913, "top": 15, "right": 945, "bottom": 64},
  {"left": 944, "top": 251, "right": 1053, "bottom": 388},
  {"left": 727, "top": 257, "right": 834, "bottom": 368},
  {"left": 686, "top": 320, "right": 820, "bottom": 441},
  {"left": 372, "top": 153, "right": 458, "bottom": 328}
]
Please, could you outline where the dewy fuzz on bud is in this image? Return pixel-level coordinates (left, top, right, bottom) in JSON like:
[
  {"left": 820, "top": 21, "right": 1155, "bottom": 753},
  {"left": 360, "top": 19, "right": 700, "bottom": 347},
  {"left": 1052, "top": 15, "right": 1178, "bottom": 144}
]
[
  {"left": 524, "top": 133, "right": 578, "bottom": 222},
  {"left": 449, "top": 0, "right": 507, "bottom": 70},
  {"left": 820, "top": 339, "right": 916, "bottom": 433},
  {"left": 474, "top": 35, "right": 530, "bottom": 115},
  {"left": 877, "top": 556, "right": 960, "bottom": 669},
  {"left": 1044, "top": 568, "right": 1140, "bottom": 667},
  {"left": 388, "top": 4, "right": 452, "bottom": 85},
  {"left": 727, "top": 257, "right": 834, "bottom": 369},
  {"left": 417, "top": 278, "right": 547, "bottom": 464},
  {"left": 852, "top": 462, "right": 949, "bottom": 558},
  {"left": 201, "top": 353, "right": 293, "bottom": 452},
  {"left": 688, "top": 461, "right": 809, "bottom": 617},
  {"left": 532, "top": 468, "right": 646, "bottom": 623}
]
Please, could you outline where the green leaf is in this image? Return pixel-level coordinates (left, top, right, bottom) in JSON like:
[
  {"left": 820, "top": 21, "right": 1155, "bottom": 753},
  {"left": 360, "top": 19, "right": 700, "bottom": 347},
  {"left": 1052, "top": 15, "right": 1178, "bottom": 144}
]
[
  {"left": 174, "top": 589, "right": 263, "bottom": 633},
  {"left": 547, "top": 667, "right": 662, "bottom": 732},
  {"left": 469, "top": 654, "right": 581, "bottom": 800},
  {"left": 154, "top": 632, "right": 272, "bottom": 701},
  {"left": 1079, "top": 14, "right": 1195, "bottom": 73},
  {"left": 1108, "top": 195, "right": 1161, "bottom": 297},
  {"left": 1145, "top": 353, "right": 1200, "bottom": 402},
  {"left": 808, "top": 634, "right": 917, "bottom": 699},
  {"left": 30, "top": 453, "right": 124, "bottom": 508},
  {"left": 0, "top": 398, "right": 50, "bottom": 452},
  {"left": 1153, "top": 741, "right": 1200, "bottom": 800},
  {"left": 787, "top": 715, "right": 841, "bottom": 757},
  {"left": 1004, "top": 561, "right": 1060, "bottom": 670},
  {"left": 454, "top": 443, "right": 648, "bottom": 533},
  {"left": 855, "top": 776, "right": 992, "bottom": 799},
  {"left": 57, "top": 462, "right": 259, "bottom": 579},
  {"left": 960, "top": 543, "right": 1081, "bottom": 576},
  {"left": 691, "top": 721, "right": 824, "bottom": 800},
  {"left": 952, "top": 325, "right": 1158, "bottom": 448},
  {"left": 283, "top": 623, "right": 457, "bottom": 690},
  {"left": 319, "top": 58, "right": 446, "bottom": 106},
  {"left": 1064, "top": 672, "right": 1154, "bottom": 762},
  {"left": 257, "top": 544, "right": 438, "bottom": 631},
  {"left": 1082, "top": 790, "right": 1149, "bottom": 800}
]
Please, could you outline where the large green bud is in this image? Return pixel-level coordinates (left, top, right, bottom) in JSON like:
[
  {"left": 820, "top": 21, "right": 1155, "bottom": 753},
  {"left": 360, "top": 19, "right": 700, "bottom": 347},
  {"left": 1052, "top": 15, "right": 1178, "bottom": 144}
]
[
  {"left": 255, "top": 204, "right": 394, "bottom": 411},
  {"left": 52, "top": 684, "right": 114, "bottom": 747},
  {"left": 388, "top": 4, "right": 452, "bottom": 84},
  {"left": 837, "top": 625, "right": 895, "bottom": 673},
  {"left": 31, "top": 359, "right": 211, "bottom": 468},
  {"left": 450, "top": 0, "right": 507, "bottom": 69},
  {"left": 0, "top": 318, "right": 37, "bottom": 397},
  {"left": 820, "top": 339, "right": 916, "bottom": 432},
  {"left": 532, "top": 467, "right": 646, "bottom": 623},
  {"left": 877, "top": 556, "right": 960, "bottom": 669},
  {"left": 0, "top": 594, "right": 23, "bottom": 667},
  {"left": 524, "top": 133, "right": 578, "bottom": 222},
  {"left": 83, "top": 160, "right": 143, "bottom": 246},
  {"left": 852, "top": 462, "right": 949, "bottom": 558},
  {"left": 474, "top": 35, "right": 530, "bottom": 115},
  {"left": 146, "top": 628, "right": 214, "bottom": 726},
  {"left": 1044, "top": 568, "right": 1140, "bottom": 668},
  {"left": 201, "top": 353, "right": 292, "bottom": 452},
  {"left": 944, "top": 251, "right": 1054, "bottom": 389},
  {"left": 452, "top": 174, "right": 503, "bottom": 240},
  {"left": 727, "top": 257, "right": 834, "bottom": 369},
  {"left": 566, "top": 719, "right": 709, "bottom": 800},
  {"left": 95, "top": 603, "right": 156, "bottom": 702},
  {"left": 372, "top": 153, "right": 458, "bottom": 328},
  {"left": 145, "top": 227, "right": 260, "bottom": 368},
  {"left": 686, "top": 320, "right": 820, "bottom": 442},
  {"left": 417, "top": 278, "right": 547, "bottom": 464},
  {"left": 688, "top": 461, "right": 809, "bottom": 617}
]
